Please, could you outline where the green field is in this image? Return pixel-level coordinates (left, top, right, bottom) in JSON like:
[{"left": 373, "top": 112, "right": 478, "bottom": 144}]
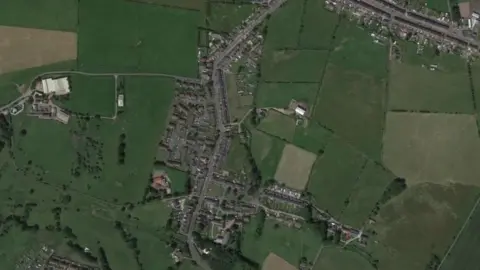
[
  {"left": 264, "top": 0, "right": 304, "bottom": 48},
  {"left": 161, "top": 166, "right": 189, "bottom": 194},
  {"left": 250, "top": 128, "right": 285, "bottom": 181},
  {"left": 299, "top": 0, "right": 339, "bottom": 49},
  {"left": 440, "top": 201, "right": 480, "bottom": 270},
  {"left": 1, "top": 0, "right": 78, "bottom": 31},
  {"left": 207, "top": 3, "right": 254, "bottom": 33},
  {"left": 261, "top": 49, "right": 328, "bottom": 82},
  {"left": 61, "top": 75, "right": 115, "bottom": 117},
  {"left": 0, "top": 60, "right": 77, "bottom": 105},
  {"left": 78, "top": 0, "right": 199, "bottom": 76},
  {"left": 340, "top": 161, "right": 394, "bottom": 227},
  {"left": 389, "top": 43, "right": 472, "bottom": 113},
  {"left": 225, "top": 136, "right": 249, "bottom": 173},
  {"left": 12, "top": 77, "right": 176, "bottom": 203},
  {"left": 293, "top": 120, "right": 332, "bottom": 154},
  {"left": 369, "top": 183, "right": 480, "bottom": 270},
  {"left": 313, "top": 21, "right": 388, "bottom": 160},
  {"left": 314, "top": 247, "right": 374, "bottom": 270},
  {"left": 256, "top": 82, "right": 319, "bottom": 108},
  {"left": 242, "top": 218, "right": 322, "bottom": 266},
  {"left": 307, "top": 137, "right": 366, "bottom": 218},
  {"left": 257, "top": 110, "right": 296, "bottom": 141},
  {"left": 132, "top": 0, "right": 206, "bottom": 10}
]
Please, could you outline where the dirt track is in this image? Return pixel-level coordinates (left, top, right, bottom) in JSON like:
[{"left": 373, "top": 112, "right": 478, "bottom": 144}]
[{"left": 0, "top": 26, "right": 76, "bottom": 74}]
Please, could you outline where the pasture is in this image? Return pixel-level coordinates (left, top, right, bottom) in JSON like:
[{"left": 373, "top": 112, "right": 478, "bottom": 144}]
[
  {"left": 250, "top": 128, "right": 285, "bottom": 181},
  {"left": 225, "top": 136, "right": 249, "bottom": 173},
  {"left": 130, "top": 0, "right": 206, "bottom": 10},
  {"left": 242, "top": 219, "right": 322, "bottom": 266},
  {"left": 313, "top": 247, "right": 374, "bottom": 270},
  {"left": 0, "top": 26, "right": 76, "bottom": 75},
  {"left": 382, "top": 112, "right": 480, "bottom": 187},
  {"left": 440, "top": 200, "right": 480, "bottom": 270},
  {"left": 0, "top": 0, "right": 78, "bottom": 31},
  {"left": 207, "top": 3, "right": 254, "bottom": 33},
  {"left": 257, "top": 110, "right": 296, "bottom": 141},
  {"left": 299, "top": 0, "right": 339, "bottom": 49},
  {"left": 389, "top": 52, "right": 472, "bottom": 113},
  {"left": 78, "top": 0, "right": 199, "bottom": 76},
  {"left": 293, "top": 120, "right": 332, "bottom": 154},
  {"left": 263, "top": 0, "right": 304, "bottom": 48},
  {"left": 307, "top": 136, "right": 366, "bottom": 218},
  {"left": 369, "top": 183, "right": 480, "bottom": 270},
  {"left": 162, "top": 166, "right": 189, "bottom": 194},
  {"left": 313, "top": 20, "right": 388, "bottom": 160},
  {"left": 255, "top": 82, "right": 319, "bottom": 109},
  {"left": 0, "top": 60, "right": 76, "bottom": 105},
  {"left": 340, "top": 161, "right": 394, "bottom": 227},
  {"left": 262, "top": 253, "right": 298, "bottom": 270},
  {"left": 274, "top": 144, "right": 317, "bottom": 190},
  {"left": 13, "top": 77, "right": 176, "bottom": 203},
  {"left": 261, "top": 49, "right": 328, "bottom": 82},
  {"left": 61, "top": 75, "right": 115, "bottom": 117},
  {"left": 313, "top": 65, "right": 386, "bottom": 160}
]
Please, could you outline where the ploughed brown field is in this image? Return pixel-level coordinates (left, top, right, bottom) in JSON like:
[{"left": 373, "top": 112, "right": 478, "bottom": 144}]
[{"left": 0, "top": 26, "right": 76, "bottom": 74}]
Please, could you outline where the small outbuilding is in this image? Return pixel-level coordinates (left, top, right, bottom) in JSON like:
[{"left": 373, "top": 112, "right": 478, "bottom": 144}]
[{"left": 294, "top": 106, "right": 306, "bottom": 116}]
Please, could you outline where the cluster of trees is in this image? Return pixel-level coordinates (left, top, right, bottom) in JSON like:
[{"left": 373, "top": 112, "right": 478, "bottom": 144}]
[
  {"left": 255, "top": 210, "right": 266, "bottom": 238},
  {"left": 114, "top": 221, "right": 143, "bottom": 270},
  {"left": 71, "top": 135, "right": 104, "bottom": 180},
  {"left": 98, "top": 247, "right": 112, "bottom": 270},
  {"left": 118, "top": 133, "right": 127, "bottom": 165},
  {"left": 371, "top": 178, "right": 407, "bottom": 216}
]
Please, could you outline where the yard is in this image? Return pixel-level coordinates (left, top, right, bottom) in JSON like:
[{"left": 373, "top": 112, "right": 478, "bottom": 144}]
[{"left": 78, "top": 0, "right": 199, "bottom": 76}]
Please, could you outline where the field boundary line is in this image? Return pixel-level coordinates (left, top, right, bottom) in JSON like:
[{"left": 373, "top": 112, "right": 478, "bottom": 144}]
[
  {"left": 310, "top": 15, "right": 342, "bottom": 115},
  {"left": 437, "top": 194, "right": 480, "bottom": 270}
]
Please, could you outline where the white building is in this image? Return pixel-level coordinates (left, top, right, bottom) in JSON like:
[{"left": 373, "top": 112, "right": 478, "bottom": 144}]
[
  {"left": 294, "top": 106, "right": 306, "bottom": 116},
  {"left": 40, "top": 77, "right": 70, "bottom": 95},
  {"left": 117, "top": 94, "right": 124, "bottom": 107}
]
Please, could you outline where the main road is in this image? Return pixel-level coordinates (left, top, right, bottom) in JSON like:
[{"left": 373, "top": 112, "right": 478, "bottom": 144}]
[
  {"left": 351, "top": 0, "right": 480, "bottom": 48},
  {"left": 185, "top": 0, "right": 287, "bottom": 268}
]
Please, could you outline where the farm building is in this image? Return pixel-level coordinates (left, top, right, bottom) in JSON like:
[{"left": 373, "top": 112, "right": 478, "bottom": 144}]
[
  {"left": 40, "top": 77, "right": 71, "bottom": 95},
  {"left": 294, "top": 105, "right": 307, "bottom": 116}
]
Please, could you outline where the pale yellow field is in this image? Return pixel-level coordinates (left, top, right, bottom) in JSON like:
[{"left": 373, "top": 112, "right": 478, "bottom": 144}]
[
  {"left": 382, "top": 112, "right": 480, "bottom": 186},
  {"left": 262, "top": 253, "right": 298, "bottom": 270},
  {"left": 274, "top": 144, "right": 317, "bottom": 190},
  {"left": 0, "top": 26, "right": 77, "bottom": 74}
]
